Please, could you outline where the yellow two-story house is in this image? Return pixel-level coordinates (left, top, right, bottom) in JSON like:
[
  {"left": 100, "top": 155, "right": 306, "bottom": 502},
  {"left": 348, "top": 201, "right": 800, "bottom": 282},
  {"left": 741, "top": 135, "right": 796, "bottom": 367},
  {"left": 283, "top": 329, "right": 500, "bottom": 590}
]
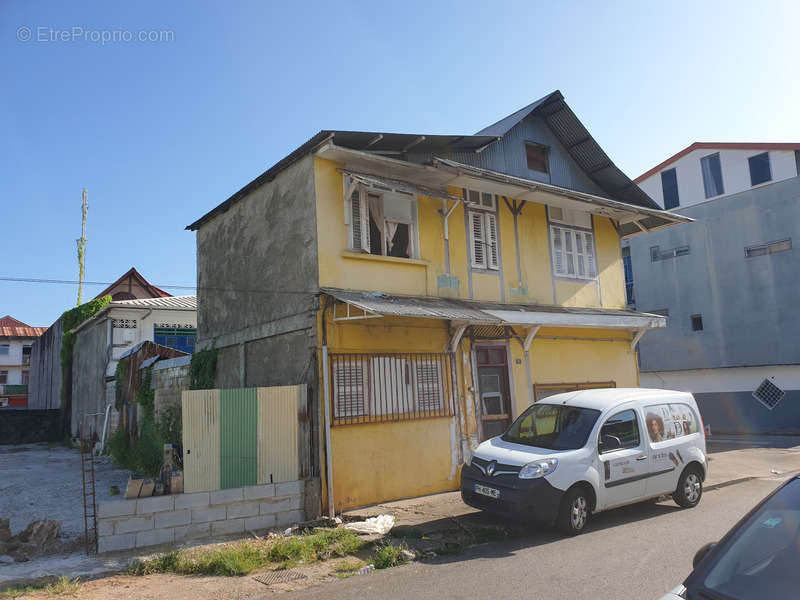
[{"left": 187, "top": 90, "right": 689, "bottom": 514}]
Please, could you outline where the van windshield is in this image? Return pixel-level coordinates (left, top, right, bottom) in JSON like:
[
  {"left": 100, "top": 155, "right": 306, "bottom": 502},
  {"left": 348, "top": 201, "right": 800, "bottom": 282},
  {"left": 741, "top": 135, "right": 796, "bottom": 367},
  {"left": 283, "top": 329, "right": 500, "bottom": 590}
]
[{"left": 502, "top": 404, "right": 600, "bottom": 450}]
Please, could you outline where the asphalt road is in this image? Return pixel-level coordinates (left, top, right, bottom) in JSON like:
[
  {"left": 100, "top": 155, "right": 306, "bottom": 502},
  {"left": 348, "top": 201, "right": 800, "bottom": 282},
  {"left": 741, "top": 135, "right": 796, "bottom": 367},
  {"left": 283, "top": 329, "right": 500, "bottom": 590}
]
[{"left": 280, "top": 478, "right": 786, "bottom": 600}]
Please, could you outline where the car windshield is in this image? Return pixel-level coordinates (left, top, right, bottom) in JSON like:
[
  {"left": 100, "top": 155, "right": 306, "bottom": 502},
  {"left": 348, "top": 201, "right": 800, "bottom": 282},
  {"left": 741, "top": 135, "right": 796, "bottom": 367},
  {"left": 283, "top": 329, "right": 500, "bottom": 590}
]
[
  {"left": 688, "top": 478, "right": 800, "bottom": 599},
  {"left": 502, "top": 403, "right": 600, "bottom": 450}
]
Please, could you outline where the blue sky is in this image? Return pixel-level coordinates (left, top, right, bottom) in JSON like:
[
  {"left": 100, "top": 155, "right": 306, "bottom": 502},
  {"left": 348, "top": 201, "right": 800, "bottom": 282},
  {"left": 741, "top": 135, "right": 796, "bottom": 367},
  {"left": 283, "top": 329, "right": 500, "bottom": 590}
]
[{"left": 2, "top": 0, "right": 798, "bottom": 326}]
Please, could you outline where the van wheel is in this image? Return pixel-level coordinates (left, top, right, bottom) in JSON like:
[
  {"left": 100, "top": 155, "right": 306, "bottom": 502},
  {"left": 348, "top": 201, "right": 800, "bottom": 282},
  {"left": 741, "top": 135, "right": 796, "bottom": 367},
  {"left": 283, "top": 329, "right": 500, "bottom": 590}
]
[
  {"left": 673, "top": 467, "right": 703, "bottom": 508},
  {"left": 557, "top": 486, "right": 591, "bottom": 535}
]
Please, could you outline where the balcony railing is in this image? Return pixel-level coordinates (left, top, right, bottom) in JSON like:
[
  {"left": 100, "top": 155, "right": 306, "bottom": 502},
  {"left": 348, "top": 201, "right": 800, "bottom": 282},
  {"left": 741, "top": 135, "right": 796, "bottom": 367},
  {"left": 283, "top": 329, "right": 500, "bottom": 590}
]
[{"left": 0, "top": 384, "right": 27, "bottom": 395}]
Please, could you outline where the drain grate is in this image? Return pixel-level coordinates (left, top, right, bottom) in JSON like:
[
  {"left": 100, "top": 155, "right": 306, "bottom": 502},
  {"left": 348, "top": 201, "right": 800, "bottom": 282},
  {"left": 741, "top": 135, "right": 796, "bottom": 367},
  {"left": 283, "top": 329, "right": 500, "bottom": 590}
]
[{"left": 252, "top": 570, "right": 308, "bottom": 586}]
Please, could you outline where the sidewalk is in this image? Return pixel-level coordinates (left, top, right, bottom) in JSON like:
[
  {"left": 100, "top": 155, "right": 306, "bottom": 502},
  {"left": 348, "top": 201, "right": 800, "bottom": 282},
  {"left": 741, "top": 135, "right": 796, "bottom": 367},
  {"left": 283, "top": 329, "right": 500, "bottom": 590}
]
[{"left": 346, "top": 435, "right": 800, "bottom": 532}]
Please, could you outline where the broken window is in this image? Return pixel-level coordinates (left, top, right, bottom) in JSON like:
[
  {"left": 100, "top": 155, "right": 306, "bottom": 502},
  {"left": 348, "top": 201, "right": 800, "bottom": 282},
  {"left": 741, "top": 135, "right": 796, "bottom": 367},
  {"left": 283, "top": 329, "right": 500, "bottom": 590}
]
[{"left": 348, "top": 186, "right": 418, "bottom": 259}]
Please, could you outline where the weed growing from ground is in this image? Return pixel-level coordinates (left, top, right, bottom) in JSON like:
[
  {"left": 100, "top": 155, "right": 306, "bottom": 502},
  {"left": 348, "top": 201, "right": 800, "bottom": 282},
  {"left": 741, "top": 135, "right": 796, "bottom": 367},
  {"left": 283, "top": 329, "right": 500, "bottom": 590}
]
[
  {"left": 371, "top": 542, "right": 409, "bottom": 569},
  {"left": 3, "top": 577, "right": 81, "bottom": 598}
]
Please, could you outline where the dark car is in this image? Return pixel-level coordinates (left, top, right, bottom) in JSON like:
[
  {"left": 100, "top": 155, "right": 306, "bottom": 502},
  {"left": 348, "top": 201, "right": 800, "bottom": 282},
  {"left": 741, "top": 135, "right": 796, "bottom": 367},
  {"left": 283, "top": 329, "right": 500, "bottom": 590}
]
[{"left": 660, "top": 475, "right": 800, "bottom": 599}]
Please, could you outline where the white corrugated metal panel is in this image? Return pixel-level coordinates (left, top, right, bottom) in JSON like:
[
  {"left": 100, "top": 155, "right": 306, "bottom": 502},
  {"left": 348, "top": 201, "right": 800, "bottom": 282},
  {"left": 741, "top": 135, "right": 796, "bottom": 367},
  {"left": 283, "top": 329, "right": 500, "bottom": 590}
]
[
  {"left": 182, "top": 389, "right": 220, "bottom": 493},
  {"left": 257, "top": 386, "right": 301, "bottom": 484},
  {"left": 111, "top": 295, "right": 197, "bottom": 310}
]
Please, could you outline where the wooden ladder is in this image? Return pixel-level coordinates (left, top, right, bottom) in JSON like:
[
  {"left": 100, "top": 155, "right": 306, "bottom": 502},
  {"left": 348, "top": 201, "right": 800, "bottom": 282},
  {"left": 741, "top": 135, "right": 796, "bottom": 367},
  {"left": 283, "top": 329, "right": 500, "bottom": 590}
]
[{"left": 79, "top": 424, "right": 98, "bottom": 555}]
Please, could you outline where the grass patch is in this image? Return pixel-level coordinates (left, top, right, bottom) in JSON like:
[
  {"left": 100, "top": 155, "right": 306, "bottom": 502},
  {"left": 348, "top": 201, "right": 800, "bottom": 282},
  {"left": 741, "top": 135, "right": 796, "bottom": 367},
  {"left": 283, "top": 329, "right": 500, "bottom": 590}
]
[
  {"left": 3, "top": 577, "right": 81, "bottom": 598},
  {"left": 127, "top": 528, "right": 366, "bottom": 577},
  {"left": 372, "top": 542, "right": 408, "bottom": 570},
  {"left": 331, "top": 557, "right": 365, "bottom": 578}
]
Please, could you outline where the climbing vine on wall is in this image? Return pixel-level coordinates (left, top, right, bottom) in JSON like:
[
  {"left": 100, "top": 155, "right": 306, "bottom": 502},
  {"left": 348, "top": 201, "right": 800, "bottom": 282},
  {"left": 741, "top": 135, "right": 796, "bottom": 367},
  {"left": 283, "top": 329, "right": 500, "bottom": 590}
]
[
  {"left": 59, "top": 295, "right": 112, "bottom": 434},
  {"left": 189, "top": 345, "right": 218, "bottom": 390}
]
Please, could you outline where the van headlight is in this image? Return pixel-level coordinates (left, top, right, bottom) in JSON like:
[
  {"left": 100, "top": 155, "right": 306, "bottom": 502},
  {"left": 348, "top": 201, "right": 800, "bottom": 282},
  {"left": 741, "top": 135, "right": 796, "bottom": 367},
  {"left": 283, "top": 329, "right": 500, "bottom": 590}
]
[{"left": 518, "top": 458, "right": 558, "bottom": 479}]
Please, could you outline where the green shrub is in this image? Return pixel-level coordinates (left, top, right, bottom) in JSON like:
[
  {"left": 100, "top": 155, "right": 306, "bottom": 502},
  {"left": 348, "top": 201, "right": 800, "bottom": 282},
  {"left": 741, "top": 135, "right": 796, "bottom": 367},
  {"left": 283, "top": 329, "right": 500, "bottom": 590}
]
[
  {"left": 134, "top": 419, "right": 164, "bottom": 478},
  {"left": 372, "top": 542, "right": 408, "bottom": 569},
  {"left": 106, "top": 427, "right": 134, "bottom": 471},
  {"left": 157, "top": 403, "right": 182, "bottom": 446},
  {"left": 189, "top": 345, "right": 218, "bottom": 390}
]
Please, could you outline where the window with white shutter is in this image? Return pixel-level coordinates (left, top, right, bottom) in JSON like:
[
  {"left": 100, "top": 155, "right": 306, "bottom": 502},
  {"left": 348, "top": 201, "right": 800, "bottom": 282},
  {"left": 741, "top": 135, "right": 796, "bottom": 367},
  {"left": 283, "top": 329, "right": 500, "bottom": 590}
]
[
  {"left": 550, "top": 225, "right": 596, "bottom": 280},
  {"left": 468, "top": 210, "right": 499, "bottom": 271},
  {"left": 333, "top": 362, "right": 367, "bottom": 418},
  {"left": 346, "top": 185, "right": 418, "bottom": 258},
  {"left": 415, "top": 360, "right": 443, "bottom": 412}
]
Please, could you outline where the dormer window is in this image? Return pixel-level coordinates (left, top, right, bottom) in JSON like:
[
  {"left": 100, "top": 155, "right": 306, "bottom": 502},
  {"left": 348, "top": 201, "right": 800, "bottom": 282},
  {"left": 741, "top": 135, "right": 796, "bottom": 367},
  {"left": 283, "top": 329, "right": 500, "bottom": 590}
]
[
  {"left": 348, "top": 185, "right": 419, "bottom": 259},
  {"left": 525, "top": 142, "right": 549, "bottom": 174}
]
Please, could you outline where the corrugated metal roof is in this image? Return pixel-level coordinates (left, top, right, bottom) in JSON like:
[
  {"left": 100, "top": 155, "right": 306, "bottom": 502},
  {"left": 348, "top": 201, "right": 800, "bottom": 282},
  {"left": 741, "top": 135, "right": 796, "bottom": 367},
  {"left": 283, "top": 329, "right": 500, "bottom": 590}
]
[
  {"left": 187, "top": 91, "right": 659, "bottom": 231},
  {"left": 112, "top": 295, "right": 197, "bottom": 310},
  {"left": 0, "top": 316, "right": 46, "bottom": 338},
  {"left": 322, "top": 288, "right": 666, "bottom": 330},
  {"left": 477, "top": 91, "right": 659, "bottom": 210}
]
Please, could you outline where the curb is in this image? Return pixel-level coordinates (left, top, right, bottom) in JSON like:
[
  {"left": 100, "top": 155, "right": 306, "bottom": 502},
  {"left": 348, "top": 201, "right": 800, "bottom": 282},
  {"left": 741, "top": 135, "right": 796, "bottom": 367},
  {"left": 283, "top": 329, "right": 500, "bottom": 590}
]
[{"left": 704, "top": 477, "right": 756, "bottom": 492}]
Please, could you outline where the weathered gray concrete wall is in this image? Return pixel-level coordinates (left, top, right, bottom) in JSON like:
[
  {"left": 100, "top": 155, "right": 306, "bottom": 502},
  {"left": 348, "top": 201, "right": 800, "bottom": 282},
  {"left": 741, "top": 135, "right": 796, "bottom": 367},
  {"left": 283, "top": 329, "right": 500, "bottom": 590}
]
[
  {"left": 196, "top": 154, "right": 319, "bottom": 341},
  {"left": 245, "top": 330, "right": 316, "bottom": 388},
  {"left": 71, "top": 318, "right": 109, "bottom": 437},
  {"left": 153, "top": 356, "right": 191, "bottom": 423},
  {"left": 695, "top": 390, "right": 800, "bottom": 435},
  {"left": 214, "top": 345, "right": 241, "bottom": 389},
  {"left": 97, "top": 480, "right": 305, "bottom": 553},
  {"left": 28, "top": 318, "right": 63, "bottom": 410},
  {"left": 0, "top": 409, "right": 62, "bottom": 443},
  {"left": 629, "top": 176, "right": 800, "bottom": 372}
]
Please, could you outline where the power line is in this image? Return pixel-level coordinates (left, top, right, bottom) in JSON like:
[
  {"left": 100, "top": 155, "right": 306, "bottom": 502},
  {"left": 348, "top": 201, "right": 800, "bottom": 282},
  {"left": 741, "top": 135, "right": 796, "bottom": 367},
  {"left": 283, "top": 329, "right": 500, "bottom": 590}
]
[{"left": 0, "top": 276, "right": 319, "bottom": 295}]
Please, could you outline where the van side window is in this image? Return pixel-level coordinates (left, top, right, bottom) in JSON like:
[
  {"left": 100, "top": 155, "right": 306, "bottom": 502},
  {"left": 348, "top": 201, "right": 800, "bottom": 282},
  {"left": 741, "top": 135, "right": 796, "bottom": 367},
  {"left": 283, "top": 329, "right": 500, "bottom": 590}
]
[
  {"left": 599, "top": 409, "right": 640, "bottom": 453},
  {"left": 645, "top": 403, "right": 698, "bottom": 443}
]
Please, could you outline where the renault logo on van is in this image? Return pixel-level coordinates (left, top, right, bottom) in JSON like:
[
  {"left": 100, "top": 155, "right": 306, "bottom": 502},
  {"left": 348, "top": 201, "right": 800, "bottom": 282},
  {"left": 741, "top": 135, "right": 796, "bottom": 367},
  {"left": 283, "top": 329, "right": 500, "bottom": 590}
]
[{"left": 486, "top": 460, "right": 497, "bottom": 476}]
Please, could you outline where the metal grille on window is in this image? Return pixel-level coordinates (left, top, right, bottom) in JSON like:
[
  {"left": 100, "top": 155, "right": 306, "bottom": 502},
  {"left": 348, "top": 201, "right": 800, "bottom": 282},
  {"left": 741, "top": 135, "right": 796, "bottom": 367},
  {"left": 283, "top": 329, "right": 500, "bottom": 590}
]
[
  {"left": 329, "top": 353, "right": 455, "bottom": 425},
  {"left": 112, "top": 319, "right": 137, "bottom": 328},
  {"left": 350, "top": 189, "right": 363, "bottom": 251},
  {"left": 753, "top": 379, "right": 785, "bottom": 410}
]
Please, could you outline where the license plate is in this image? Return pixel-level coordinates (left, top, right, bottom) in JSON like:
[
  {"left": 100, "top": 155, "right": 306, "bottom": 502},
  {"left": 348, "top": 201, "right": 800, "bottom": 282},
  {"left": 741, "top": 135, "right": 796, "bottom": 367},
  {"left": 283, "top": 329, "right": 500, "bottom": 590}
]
[{"left": 474, "top": 483, "right": 500, "bottom": 499}]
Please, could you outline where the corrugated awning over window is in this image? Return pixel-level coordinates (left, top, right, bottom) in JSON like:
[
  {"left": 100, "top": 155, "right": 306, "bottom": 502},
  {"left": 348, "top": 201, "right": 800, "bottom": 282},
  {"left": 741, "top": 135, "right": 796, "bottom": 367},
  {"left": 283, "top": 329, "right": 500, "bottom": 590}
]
[
  {"left": 339, "top": 169, "right": 462, "bottom": 203},
  {"left": 323, "top": 288, "right": 666, "bottom": 331}
]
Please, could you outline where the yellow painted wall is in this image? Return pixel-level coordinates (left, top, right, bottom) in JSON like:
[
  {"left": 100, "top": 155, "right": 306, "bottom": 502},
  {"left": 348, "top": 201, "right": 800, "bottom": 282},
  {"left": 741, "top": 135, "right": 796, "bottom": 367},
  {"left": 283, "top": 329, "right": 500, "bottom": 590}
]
[
  {"left": 505, "top": 328, "right": 639, "bottom": 418},
  {"left": 313, "top": 157, "right": 628, "bottom": 309},
  {"left": 331, "top": 418, "right": 457, "bottom": 510},
  {"left": 323, "top": 310, "right": 461, "bottom": 510}
]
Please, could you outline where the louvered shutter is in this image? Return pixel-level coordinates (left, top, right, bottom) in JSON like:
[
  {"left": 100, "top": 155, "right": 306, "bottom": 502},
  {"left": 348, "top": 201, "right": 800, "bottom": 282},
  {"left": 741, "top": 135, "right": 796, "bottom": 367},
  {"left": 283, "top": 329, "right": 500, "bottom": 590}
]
[
  {"left": 564, "top": 229, "right": 576, "bottom": 275},
  {"left": 485, "top": 213, "right": 499, "bottom": 270},
  {"left": 333, "top": 361, "right": 366, "bottom": 418},
  {"left": 575, "top": 232, "right": 586, "bottom": 277},
  {"left": 469, "top": 211, "right": 486, "bottom": 268},
  {"left": 350, "top": 189, "right": 362, "bottom": 250},
  {"left": 584, "top": 232, "right": 596, "bottom": 278},
  {"left": 551, "top": 226, "right": 564, "bottom": 275},
  {"left": 415, "top": 360, "right": 442, "bottom": 412}
]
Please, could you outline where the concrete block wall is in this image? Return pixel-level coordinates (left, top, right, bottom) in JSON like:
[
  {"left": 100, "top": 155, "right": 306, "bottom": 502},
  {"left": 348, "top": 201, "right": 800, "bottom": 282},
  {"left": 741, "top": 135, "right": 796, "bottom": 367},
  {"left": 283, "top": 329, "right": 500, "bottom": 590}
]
[
  {"left": 96, "top": 479, "right": 305, "bottom": 553},
  {"left": 153, "top": 358, "right": 190, "bottom": 423}
]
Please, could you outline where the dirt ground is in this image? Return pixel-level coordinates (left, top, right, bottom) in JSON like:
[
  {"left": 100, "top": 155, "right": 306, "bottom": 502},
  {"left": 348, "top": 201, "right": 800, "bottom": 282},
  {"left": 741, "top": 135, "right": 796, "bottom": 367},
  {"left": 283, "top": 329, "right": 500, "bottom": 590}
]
[
  {"left": 12, "top": 556, "right": 374, "bottom": 599},
  {"left": 0, "top": 443, "right": 130, "bottom": 541}
]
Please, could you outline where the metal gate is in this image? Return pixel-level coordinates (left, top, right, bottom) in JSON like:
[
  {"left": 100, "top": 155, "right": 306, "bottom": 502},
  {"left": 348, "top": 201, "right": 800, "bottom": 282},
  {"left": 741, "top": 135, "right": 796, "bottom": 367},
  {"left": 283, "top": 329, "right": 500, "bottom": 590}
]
[{"left": 182, "top": 385, "right": 305, "bottom": 492}]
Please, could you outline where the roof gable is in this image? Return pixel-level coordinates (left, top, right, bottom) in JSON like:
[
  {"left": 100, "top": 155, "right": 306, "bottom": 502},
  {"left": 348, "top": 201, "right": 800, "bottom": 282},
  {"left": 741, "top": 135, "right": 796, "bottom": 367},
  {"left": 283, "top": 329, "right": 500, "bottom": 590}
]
[
  {"left": 93, "top": 267, "right": 172, "bottom": 300},
  {"left": 0, "top": 315, "right": 29, "bottom": 328}
]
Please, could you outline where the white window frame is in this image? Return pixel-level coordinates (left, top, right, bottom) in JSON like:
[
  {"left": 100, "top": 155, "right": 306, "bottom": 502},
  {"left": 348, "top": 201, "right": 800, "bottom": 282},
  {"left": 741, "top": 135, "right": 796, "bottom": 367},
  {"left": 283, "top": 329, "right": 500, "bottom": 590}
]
[
  {"left": 550, "top": 225, "right": 597, "bottom": 280},
  {"left": 468, "top": 210, "right": 499, "bottom": 271},
  {"left": 465, "top": 188, "right": 496, "bottom": 211},
  {"left": 332, "top": 361, "right": 368, "bottom": 418},
  {"left": 346, "top": 184, "right": 419, "bottom": 259}
]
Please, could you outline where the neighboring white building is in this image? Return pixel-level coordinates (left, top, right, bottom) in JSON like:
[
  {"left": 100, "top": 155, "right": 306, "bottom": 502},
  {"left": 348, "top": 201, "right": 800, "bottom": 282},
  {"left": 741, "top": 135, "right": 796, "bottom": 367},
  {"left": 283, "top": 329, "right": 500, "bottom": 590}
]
[
  {"left": 0, "top": 316, "right": 45, "bottom": 407},
  {"left": 635, "top": 143, "right": 800, "bottom": 210},
  {"left": 70, "top": 295, "right": 197, "bottom": 435}
]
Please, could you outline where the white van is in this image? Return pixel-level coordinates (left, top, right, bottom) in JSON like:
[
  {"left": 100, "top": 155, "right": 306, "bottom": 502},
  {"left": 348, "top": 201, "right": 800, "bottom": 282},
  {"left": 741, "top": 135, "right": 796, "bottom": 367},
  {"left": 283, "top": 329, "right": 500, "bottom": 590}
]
[{"left": 461, "top": 388, "right": 707, "bottom": 535}]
